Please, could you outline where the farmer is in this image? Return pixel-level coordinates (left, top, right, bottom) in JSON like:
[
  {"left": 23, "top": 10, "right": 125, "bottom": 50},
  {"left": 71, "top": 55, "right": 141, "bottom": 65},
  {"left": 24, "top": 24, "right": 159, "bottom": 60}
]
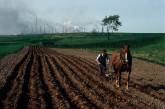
[{"left": 96, "top": 49, "right": 110, "bottom": 76}]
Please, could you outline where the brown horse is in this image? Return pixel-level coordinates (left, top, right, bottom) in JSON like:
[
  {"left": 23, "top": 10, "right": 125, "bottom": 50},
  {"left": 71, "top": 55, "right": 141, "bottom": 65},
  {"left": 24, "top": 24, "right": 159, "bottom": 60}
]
[{"left": 110, "top": 44, "right": 132, "bottom": 90}]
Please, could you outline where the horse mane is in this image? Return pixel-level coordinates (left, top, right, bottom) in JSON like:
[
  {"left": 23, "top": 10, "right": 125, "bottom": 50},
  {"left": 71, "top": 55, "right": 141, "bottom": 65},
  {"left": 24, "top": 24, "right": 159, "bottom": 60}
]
[{"left": 127, "top": 48, "right": 131, "bottom": 56}]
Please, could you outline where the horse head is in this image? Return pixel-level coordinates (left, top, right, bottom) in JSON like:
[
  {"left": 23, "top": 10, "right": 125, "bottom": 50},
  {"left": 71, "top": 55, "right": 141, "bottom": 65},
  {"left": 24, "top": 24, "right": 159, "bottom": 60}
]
[{"left": 120, "top": 44, "right": 130, "bottom": 64}]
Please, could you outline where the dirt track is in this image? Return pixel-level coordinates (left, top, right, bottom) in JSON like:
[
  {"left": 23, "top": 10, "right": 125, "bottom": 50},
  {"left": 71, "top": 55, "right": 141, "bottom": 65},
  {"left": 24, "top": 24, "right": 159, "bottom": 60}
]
[{"left": 0, "top": 47, "right": 164, "bottom": 109}]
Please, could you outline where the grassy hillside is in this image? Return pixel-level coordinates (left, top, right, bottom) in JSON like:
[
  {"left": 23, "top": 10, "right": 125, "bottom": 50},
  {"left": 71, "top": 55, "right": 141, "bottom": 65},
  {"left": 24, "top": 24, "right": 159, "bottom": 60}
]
[
  {"left": 55, "top": 33, "right": 165, "bottom": 65},
  {"left": 0, "top": 33, "right": 164, "bottom": 65}
]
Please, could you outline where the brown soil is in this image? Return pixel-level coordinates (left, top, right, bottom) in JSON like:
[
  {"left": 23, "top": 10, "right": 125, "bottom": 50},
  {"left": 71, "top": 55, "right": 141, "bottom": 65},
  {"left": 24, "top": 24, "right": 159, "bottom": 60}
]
[{"left": 0, "top": 47, "right": 164, "bottom": 109}]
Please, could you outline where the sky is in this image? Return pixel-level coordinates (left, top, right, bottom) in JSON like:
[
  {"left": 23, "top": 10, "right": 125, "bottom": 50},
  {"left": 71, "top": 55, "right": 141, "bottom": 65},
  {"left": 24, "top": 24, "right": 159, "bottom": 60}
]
[{"left": 0, "top": 0, "right": 165, "bottom": 34}]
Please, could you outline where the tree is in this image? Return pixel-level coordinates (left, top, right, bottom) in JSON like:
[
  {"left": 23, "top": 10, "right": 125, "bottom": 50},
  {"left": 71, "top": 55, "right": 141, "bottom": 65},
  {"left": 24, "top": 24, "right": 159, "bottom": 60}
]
[{"left": 102, "top": 15, "right": 122, "bottom": 39}]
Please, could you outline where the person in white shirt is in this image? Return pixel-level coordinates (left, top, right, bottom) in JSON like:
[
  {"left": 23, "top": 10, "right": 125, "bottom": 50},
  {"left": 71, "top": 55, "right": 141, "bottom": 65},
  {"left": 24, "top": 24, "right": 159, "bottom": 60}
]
[{"left": 96, "top": 49, "right": 110, "bottom": 76}]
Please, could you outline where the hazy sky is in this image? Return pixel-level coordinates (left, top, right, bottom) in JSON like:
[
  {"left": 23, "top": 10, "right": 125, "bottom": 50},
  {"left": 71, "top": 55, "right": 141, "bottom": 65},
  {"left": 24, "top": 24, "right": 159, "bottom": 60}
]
[{"left": 0, "top": 0, "right": 165, "bottom": 34}]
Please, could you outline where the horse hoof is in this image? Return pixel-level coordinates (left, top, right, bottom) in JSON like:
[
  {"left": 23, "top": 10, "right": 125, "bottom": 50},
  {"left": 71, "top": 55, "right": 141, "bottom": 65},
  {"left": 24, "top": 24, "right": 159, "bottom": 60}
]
[{"left": 115, "top": 84, "right": 120, "bottom": 89}]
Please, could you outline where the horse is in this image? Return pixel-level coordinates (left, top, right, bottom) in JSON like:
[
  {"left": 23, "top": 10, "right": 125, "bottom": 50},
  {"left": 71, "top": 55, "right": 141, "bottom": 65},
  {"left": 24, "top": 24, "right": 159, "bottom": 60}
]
[{"left": 110, "top": 44, "right": 132, "bottom": 90}]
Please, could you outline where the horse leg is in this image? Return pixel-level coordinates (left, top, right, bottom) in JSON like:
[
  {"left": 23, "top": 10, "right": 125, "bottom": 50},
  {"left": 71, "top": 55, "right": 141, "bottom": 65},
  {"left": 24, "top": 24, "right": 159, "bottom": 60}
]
[
  {"left": 119, "top": 72, "right": 121, "bottom": 87},
  {"left": 115, "top": 72, "right": 118, "bottom": 86},
  {"left": 116, "top": 71, "right": 120, "bottom": 88},
  {"left": 126, "top": 71, "right": 131, "bottom": 90},
  {"left": 114, "top": 71, "right": 119, "bottom": 88}
]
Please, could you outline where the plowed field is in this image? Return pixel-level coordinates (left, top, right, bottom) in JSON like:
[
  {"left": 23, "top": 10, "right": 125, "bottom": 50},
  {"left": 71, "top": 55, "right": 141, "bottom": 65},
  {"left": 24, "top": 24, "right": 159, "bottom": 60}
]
[{"left": 0, "top": 47, "right": 164, "bottom": 109}]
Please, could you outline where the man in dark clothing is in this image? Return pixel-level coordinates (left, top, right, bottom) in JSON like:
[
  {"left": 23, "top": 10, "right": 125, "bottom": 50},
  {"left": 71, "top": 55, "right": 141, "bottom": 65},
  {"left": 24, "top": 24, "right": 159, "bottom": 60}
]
[{"left": 96, "top": 49, "right": 110, "bottom": 76}]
